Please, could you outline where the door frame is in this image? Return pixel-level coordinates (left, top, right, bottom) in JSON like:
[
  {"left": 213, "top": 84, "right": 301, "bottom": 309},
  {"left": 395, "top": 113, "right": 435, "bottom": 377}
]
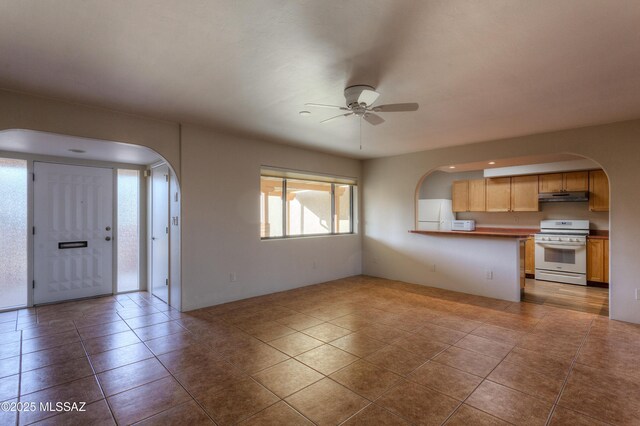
[
  {"left": 0, "top": 150, "right": 147, "bottom": 308},
  {"left": 149, "top": 162, "right": 171, "bottom": 305}
]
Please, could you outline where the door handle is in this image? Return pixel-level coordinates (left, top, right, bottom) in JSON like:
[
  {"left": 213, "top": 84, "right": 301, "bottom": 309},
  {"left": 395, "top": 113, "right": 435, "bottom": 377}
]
[{"left": 105, "top": 236, "right": 111, "bottom": 241}]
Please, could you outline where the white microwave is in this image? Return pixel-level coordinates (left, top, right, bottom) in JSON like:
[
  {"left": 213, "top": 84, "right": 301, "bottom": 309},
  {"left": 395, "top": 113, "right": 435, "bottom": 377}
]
[{"left": 451, "top": 220, "right": 475, "bottom": 231}]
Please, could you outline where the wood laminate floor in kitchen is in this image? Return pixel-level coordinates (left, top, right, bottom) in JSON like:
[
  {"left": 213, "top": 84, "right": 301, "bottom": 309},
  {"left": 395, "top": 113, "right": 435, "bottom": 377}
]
[
  {"left": 1, "top": 275, "right": 637, "bottom": 425},
  {"left": 522, "top": 278, "right": 609, "bottom": 316}
]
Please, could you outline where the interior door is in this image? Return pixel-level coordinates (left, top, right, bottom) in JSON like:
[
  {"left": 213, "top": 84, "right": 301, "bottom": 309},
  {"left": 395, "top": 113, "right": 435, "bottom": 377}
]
[
  {"left": 151, "top": 164, "right": 169, "bottom": 303},
  {"left": 33, "top": 162, "right": 113, "bottom": 304}
]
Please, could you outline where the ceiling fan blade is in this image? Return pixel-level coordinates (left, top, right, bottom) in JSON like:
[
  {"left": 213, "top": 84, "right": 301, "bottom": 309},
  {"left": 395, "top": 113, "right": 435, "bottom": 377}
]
[
  {"left": 305, "top": 103, "right": 349, "bottom": 110},
  {"left": 372, "top": 103, "right": 419, "bottom": 112},
  {"left": 363, "top": 113, "right": 385, "bottom": 125},
  {"left": 320, "top": 112, "right": 353, "bottom": 124},
  {"left": 357, "top": 89, "right": 380, "bottom": 106}
]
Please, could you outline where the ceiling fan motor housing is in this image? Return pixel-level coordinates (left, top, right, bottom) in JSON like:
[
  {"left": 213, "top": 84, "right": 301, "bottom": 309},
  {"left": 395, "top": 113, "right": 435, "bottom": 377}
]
[{"left": 344, "top": 85, "right": 375, "bottom": 109}]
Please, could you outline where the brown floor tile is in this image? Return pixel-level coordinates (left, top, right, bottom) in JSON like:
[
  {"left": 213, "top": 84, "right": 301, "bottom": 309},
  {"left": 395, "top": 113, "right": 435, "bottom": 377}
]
[
  {"left": 98, "top": 357, "right": 170, "bottom": 396},
  {"left": 223, "top": 341, "right": 290, "bottom": 374},
  {"left": 342, "top": 404, "right": 410, "bottom": 425},
  {"left": 329, "top": 314, "right": 372, "bottom": 331},
  {"left": 0, "top": 356, "right": 20, "bottom": 379},
  {"left": 517, "top": 332, "right": 582, "bottom": 360},
  {"left": 302, "top": 323, "right": 351, "bottom": 342},
  {"left": 444, "top": 404, "right": 510, "bottom": 425},
  {"left": 31, "top": 399, "right": 115, "bottom": 426},
  {"left": 0, "top": 340, "right": 21, "bottom": 361},
  {"left": 21, "top": 330, "right": 81, "bottom": 354},
  {"left": 252, "top": 358, "right": 323, "bottom": 398},
  {"left": 90, "top": 342, "right": 154, "bottom": 373},
  {"left": 365, "top": 344, "right": 428, "bottom": 376},
  {"left": 83, "top": 330, "right": 141, "bottom": 355},
  {"left": 156, "top": 343, "right": 221, "bottom": 374},
  {"left": 242, "top": 321, "right": 296, "bottom": 342},
  {"left": 454, "top": 334, "right": 514, "bottom": 359},
  {"left": 117, "top": 306, "right": 161, "bottom": 320},
  {"left": 286, "top": 378, "right": 368, "bottom": 425},
  {"left": 173, "top": 358, "right": 247, "bottom": 398},
  {"left": 296, "top": 344, "right": 358, "bottom": 375},
  {"left": 577, "top": 335, "right": 640, "bottom": 381},
  {"left": 0, "top": 374, "right": 19, "bottom": 402},
  {"left": 239, "top": 401, "right": 313, "bottom": 426},
  {"left": 18, "top": 376, "right": 104, "bottom": 425},
  {"left": 504, "top": 347, "right": 572, "bottom": 378},
  {"left": 269, "top": 332, "right": 324, "bottom": 357},
  {"left": 471, "top": 324, "right": 526, "bottom": 345},
  {"left": 430, "top": 315, "right": 483, "bottom": 333},
  {"left": 466, "top": 380, "right": 552, "bottom": 425},
  {"left": 133, "top": 400, "right": 214, "bottom": 425},
  {"left": 21, "top": 342, "right": 87, "bottom": 372},
  {"left": 549, "top": 405, "right": 610, "bottom": 426},
  {"left": 108, "top": 376, "right": 191, "bottom": 425},
  {"left": 416, "top": 323, "right": 467, "bottom": 345},
  {"left": 124, "top": 312, "right": 170, "bottom": 329},
  {"left": 275, "top": 313, "right": 324, "bottom": 331},
  {"left": 21, "top": 322, "right": 76, "bottom": 340},
  {"left": 329, "top": 333, "right": 388, "bottom": 357},
  {"left": 198, "top": 378, "right": 279, "bottom": 425},
  {"left": 20, "top": 356, "right": 94, "bottom": 395},
  {"left": 409, "top": 361, "right": 482, "bottom": 401},
  {"left": 488, "top": 360, "right": 564, "bottom": 402},
  {"left": 330, "top": 360, "right": 402, "bottom": 400},
  {"left": 358, "top": 324, "right": 411, "bottom": 344},
  {"left": 433, "top": 346, "right": 501, "bottom": 377},
  {"left": 558, "top": 363, "right": 640, "bottom": 425},
  {"left": 376, "top": 380, "right": 459, "bottom": 425},
  {"left": 77, "top": 320, "right": 130, "bottom": 340},
  {"left": 0, "top": 399, "right": 17, "bottom": 426},
  {"left": 132, "top": 321, "right": 186, "bottom": 341},
  {"left": 144, "top": 331, "right": 198, "bottom": 355},
  {"left": 392, "top": 333, "right": 450, "bottom": 357}
]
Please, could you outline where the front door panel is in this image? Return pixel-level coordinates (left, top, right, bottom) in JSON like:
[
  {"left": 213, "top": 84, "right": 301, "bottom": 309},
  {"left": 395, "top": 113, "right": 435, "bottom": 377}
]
[{"left": 34, "top": 162, "right": 113, "bottom": 304}]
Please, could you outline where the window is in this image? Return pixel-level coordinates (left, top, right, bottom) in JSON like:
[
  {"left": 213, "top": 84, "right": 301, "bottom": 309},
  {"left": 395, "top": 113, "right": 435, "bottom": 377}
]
[
  {"left": 0, "top": 158, "right": 28, "bottom": 310},
  {"left": 117, "top": 169, "right": 140, "bottom": 292},
  {"left": 260, "top": 169, "right": 356, "bottom": 238}
]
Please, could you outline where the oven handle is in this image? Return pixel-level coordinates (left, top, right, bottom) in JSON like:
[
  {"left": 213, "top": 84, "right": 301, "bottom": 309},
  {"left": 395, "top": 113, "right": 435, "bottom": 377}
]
[{"left": 535, "top": 242, "right": 586, "bottom": 247}]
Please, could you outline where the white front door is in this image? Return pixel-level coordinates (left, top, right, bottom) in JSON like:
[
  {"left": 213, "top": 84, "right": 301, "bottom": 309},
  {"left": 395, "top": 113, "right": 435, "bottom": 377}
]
[
  {"left": 151, "top": 164, "right": 169, "bottom": 303},
  {"left": 33, "top": 162, "right": 114, "bottom": 304}
]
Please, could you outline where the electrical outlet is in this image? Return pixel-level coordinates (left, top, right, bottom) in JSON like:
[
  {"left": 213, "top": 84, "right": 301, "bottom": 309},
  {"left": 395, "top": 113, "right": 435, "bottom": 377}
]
[
  {"left": 430, "top": 264, "right": 436, "bottom": 272},
  {"left": 229, "top": 272, "right": 237, "bottom": 282},
  {"left": 636, "top": 288, "right": 640, "bottom": 300},
  {"left": 485, "top": 269, "right": 493, "bottom": 280}
]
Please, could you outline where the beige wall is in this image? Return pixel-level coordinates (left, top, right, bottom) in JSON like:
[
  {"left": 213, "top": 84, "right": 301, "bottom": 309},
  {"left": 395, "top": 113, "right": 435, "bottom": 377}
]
[{"left": 363, "top": 119, "right": 640, "bottom": 324}]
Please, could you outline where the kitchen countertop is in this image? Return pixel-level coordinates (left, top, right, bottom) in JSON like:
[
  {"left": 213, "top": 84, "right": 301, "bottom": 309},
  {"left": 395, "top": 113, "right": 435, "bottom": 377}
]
[
  {"left": 588, "top": 230, "right": 609, "bottom": 239},
  {"left": 410, "top": 227, "right": 536, "bottom": 238}
]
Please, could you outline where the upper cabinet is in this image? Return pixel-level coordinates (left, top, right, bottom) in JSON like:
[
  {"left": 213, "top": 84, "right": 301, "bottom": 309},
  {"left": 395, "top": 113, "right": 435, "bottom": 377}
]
[
  {"left": 452, "top": 179, "right": 486, "bottom": 212},
  {"left": 486, "top": 177, "right": 511, "bottom": 212},
  {"left": 589, "top": 170, "right": 609, "bottom": 212},
  {"left": 452, "top": 180, "right": 469, "bottom": 212},
  {"left": 539, "top": 171, "right": 588, "bottom": 192},
  {"left": 511, "top": 175, "right": 539, "bottom": 212}
]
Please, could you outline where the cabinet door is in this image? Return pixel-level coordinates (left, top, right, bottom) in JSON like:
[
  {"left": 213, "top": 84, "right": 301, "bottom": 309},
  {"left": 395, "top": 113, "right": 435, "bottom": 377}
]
[
  {"left": 468, "top": 179, "right": 486, "bottom": 212},
  {"left": 603, "top": 239, "right": 609, "bottom": 284},
  {"left": 587, "top": 239, "right": 605, "bottom": 282},
  {"left": 539, "top": 173, "right": 563, "bottom": 193},
  {"left": 452, "top": 180, "right": 469, "bottom": 212},
  {"left": 589, "top": 170, "right": 609, "bottom": 212},
  {"left": 563, "top": 171, "right": 589, "bottom": 191},
  {"left": 511, "top": 175, "right": 539, "bottom": 212},
  {"left": 486, "top": 177, "right": 511, "bottom": 212},
  {"left": 525, "top": 236, "right": 535, "bottom": 274}
]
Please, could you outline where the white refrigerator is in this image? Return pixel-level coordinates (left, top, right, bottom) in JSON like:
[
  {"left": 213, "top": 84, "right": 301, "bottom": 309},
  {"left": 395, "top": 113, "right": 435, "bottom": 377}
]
[{"left": 417, "top": 199, "right": 454, "bottom": 231}]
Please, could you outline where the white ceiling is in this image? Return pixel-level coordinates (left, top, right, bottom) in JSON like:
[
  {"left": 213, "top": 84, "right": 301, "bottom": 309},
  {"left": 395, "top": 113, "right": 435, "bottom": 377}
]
[
  {"left": 1, "top": 1, "right": 639, "bottom": 159},
  {"left": 0, "top": 130, "right": 163, "bottom": 165}
]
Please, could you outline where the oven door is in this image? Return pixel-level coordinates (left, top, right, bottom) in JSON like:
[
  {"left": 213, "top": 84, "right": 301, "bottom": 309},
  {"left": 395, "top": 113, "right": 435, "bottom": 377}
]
[{"left": 535, "top": 241, "right": 586, "bottom": 274}]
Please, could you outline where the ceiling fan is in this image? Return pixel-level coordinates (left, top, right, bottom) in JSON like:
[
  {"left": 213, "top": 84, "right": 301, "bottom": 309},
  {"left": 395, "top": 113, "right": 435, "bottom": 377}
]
[{"left": 305, "top": 85, "right": 419, "bottom": 125}]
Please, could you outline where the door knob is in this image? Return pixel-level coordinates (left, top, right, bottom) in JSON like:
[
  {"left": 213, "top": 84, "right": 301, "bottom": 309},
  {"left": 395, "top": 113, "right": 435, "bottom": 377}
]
[{"left": 105, "top": 236, "right": 111, "bottom": 241}]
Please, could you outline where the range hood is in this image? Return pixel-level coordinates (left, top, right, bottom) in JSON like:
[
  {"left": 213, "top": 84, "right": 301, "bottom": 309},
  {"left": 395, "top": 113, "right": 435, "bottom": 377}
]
[{"left": 538, "top": 191, "right": 589, "bottom": 203}]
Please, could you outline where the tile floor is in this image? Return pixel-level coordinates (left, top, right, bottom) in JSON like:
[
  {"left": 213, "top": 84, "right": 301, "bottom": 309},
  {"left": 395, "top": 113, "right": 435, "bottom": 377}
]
[{"left": 0, "top": 275, "right": 639, "bottom": 425}]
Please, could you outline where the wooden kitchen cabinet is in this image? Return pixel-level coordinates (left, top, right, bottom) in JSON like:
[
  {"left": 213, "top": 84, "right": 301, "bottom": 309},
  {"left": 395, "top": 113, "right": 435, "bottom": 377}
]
[
  {"left": 468, "top": 178, "right": 486, "bottom": 212},
  {"left": 587, "top": 238, "right": 609, "bottom": 283},
  {"left": 525, "top": 236, "right": 535, "bottom": 274},
  {"left": 589, "top": 170, "right": 609, "bottom": 212},
  {"left": 511, "top": 175, "right": 539, "bottom": 212},
  {"left": 563, "top": 171, "right": 589, "bottom": 191},
  {"left": 452, "top": 180, "right": 469, "bottom": 212},
  {"left": 539, "top": 171, "right": 588, "bottom": 192},
  {"left": 486, "top": 177, "right": 511, "bottom": 212}
]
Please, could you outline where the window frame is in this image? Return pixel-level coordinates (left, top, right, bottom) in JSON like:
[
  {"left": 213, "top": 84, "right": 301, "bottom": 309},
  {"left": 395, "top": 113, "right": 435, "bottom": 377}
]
[{"left": 260, "top": 173, "right": 356, "bottom": 240}]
